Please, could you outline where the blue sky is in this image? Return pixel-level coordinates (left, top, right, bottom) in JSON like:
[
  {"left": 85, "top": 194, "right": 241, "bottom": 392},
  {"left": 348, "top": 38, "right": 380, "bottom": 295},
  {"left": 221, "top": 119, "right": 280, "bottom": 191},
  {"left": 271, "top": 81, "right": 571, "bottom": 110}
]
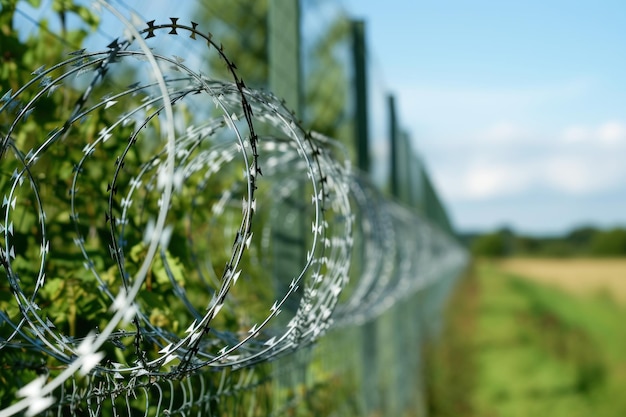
[{"left": 344, "top": 0, "right": 626, "bottom": 234}]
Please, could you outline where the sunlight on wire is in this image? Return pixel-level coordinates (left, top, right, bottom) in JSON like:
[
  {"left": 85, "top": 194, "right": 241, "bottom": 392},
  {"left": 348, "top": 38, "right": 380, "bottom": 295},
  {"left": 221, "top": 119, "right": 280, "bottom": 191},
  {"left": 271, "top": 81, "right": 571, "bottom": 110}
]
[{"left": 0, "top": 2, "right": 467, "bottom": 416}]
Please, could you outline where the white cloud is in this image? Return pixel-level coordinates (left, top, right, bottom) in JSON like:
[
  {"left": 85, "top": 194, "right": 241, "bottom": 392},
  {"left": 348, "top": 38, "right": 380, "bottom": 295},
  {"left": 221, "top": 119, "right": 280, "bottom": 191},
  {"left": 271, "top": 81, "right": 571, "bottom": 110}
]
[
  {"left": 480, "top": 121, "right": 528, "bottom": 144},
  {"left": 439, "top": 160, "right": 532, "bottom": 200},
  {"left": 542, "top": 156, "right": 622, "bottom": 195},
  {"left": 561, "top": 125, "right": 590, "bottom": 144},
  {"left": 561, "top": 121, "right": 626, "bottom": 148},
  {"left": 433, "top": 120, "right": 626, "bottom": 203},
  {"left": 597, "top": 121, "right": 626, "bottom": 147}
]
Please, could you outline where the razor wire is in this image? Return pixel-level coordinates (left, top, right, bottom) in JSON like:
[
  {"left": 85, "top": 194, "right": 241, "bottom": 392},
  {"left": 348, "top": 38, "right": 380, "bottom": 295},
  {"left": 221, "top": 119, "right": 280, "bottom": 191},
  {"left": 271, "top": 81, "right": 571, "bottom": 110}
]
[{"left": 0, "top": 3, "right": 468, "bottom": 416}]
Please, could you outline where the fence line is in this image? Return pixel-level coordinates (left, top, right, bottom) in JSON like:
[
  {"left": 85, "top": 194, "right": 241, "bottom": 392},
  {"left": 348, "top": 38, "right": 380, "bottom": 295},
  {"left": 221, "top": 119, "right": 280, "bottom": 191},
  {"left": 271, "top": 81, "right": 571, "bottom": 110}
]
[{"left": 0, "top": 2, "right": 467, "bottom": 416}]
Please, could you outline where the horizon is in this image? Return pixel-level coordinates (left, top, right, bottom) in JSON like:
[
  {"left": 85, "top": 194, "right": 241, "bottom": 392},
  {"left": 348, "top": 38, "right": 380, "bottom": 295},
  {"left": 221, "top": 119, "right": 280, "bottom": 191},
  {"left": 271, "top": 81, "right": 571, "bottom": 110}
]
[{"left": 459, "top": 222, "right": 624, "bottom": 238}]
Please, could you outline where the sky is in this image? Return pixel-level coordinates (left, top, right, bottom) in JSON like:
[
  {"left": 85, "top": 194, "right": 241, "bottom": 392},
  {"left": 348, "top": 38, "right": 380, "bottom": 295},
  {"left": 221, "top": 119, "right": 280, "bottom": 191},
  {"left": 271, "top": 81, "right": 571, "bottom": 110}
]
[{"left": 344, "top": 0, "right": 626, "bottom": 235}]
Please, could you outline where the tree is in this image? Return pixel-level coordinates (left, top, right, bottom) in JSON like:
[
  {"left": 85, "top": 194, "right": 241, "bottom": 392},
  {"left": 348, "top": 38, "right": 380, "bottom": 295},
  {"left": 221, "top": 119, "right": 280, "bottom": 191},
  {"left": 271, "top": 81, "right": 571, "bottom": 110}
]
[
  {"left": 565, "top": 225, "right": 597, "bottom": 255},
  {"left": 590, "top": 228, "right": 626, "bottom": 257},
  {"left": 191, "top": 0, "right": 269, "bottom": 88},
  {"left": 302, "top": 15, "right": 353, "bottom": 145},
  {"left": 471, "top": 231, "right": 507, "bottom": 257}
]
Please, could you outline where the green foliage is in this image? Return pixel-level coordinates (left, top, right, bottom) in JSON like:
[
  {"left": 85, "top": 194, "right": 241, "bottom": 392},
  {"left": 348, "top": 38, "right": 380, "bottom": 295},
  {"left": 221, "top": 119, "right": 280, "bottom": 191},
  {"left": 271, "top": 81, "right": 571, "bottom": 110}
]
[
  {"left": 590, "top": 228, "right": 626, "bottom": 256},
  {"left": 0, "top": 0, "right": 96, "bottom": 93},
  {"left": 0, "top": 0, "right": 227, "bottom": 399},
  {"left": 0, "top": 5, "right": 108, "bottom": 404},
  {"left": 52, "top": 0, "right": 100, "bottom": 30},
  {"left": 468, "top": 225, "right": 626, "bottom": 258},
  {"left": 471, "top": 228, "right": 511, "bottom": 257},
  {"left": 192, "top": 0, "right": 269, "bottom": 87},
  {"left": 303, "top": 17, "right": 353, "bottom": 145},
  {"left": 565, "top": 226, "right": 597, "bottom": 250}
]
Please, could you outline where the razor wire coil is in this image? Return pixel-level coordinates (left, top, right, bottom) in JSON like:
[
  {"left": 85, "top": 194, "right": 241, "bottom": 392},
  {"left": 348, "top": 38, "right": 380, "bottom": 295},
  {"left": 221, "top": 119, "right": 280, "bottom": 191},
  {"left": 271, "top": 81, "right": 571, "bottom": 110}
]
[{"left": 0, "top": 4, "right": 467, "bottom": 416}]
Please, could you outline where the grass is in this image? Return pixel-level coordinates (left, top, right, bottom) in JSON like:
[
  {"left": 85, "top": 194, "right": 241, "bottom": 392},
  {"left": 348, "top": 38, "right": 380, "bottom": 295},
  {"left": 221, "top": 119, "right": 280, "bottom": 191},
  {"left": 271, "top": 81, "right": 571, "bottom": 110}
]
[
  {"left": 426, "top": 259, "right": 626, "bottom": 417},
  {"left": 424, "top": 263, "right": 478, "bottom": 416}
]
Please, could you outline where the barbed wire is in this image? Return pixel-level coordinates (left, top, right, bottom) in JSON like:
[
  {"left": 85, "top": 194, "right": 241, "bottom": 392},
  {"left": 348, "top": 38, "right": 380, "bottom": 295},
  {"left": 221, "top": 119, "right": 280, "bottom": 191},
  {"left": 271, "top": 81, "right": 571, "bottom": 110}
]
[{"left": 0, "top": 2, "right": 467, "bottom": 416}]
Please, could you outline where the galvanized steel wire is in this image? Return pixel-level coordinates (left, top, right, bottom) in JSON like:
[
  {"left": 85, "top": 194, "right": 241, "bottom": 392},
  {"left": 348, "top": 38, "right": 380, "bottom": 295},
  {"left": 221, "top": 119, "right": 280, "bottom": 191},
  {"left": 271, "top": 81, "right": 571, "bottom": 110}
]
[{"left": 0, "top": 3, "right": 467, "bottom": 416}]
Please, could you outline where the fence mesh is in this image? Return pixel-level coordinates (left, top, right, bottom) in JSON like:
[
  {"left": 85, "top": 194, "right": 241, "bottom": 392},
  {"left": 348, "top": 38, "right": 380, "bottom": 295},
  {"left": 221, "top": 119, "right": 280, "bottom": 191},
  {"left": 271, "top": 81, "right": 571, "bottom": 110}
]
[{"left": 0, "top": 1, "right": 467, "bottom": 416}]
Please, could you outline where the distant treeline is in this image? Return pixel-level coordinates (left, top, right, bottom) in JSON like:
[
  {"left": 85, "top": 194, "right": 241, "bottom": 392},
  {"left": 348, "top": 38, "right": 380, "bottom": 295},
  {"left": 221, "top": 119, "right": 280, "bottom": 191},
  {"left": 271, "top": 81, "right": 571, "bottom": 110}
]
[{"left": 462, "top": 226, "right": 626, "bottom": 257}]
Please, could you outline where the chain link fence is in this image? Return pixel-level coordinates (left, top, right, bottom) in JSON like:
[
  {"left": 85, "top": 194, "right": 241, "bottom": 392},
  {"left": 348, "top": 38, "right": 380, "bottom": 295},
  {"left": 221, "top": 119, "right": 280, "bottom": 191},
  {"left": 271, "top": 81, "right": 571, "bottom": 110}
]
[{"left": 0, "top": 1, "right": 467, "bottom": 415}]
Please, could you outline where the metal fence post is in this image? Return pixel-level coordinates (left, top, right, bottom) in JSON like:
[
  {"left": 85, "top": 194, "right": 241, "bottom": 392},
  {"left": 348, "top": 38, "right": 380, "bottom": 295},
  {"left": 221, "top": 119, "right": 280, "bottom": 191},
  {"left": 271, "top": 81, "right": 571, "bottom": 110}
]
[
  {"left": 410, "top": 152, "right": 425, "bottom": 213},
  {"left": 351, "top": 18, "right": 381, "bottom": 415},
  {"left": 352, "top": 20, "right": 370, "bottom": 174},
  {"left": 268, "top": 0, "right": 307, "bottom": 408},
  {"left": 269, "top": 0, "right": 301, "bottom": 113},
  {"left": 388, "top": 94, "right": 399, "bottom": 198},
  {"left": 268, "top": 0, "right": 304, "bottom": 316},
  {"left": 400, "top": 130, "right": 412, "bottom": 204}
]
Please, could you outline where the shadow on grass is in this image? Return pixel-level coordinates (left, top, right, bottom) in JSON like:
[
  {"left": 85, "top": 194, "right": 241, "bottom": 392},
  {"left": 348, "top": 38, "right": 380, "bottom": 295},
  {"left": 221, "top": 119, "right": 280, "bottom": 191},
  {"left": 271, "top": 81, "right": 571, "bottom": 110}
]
[
  {"left": 423, "top": 261, "right": 479, "bottom": 417},
  {"left": 422, "top": 259, "right": 622, "bottom": 417}
]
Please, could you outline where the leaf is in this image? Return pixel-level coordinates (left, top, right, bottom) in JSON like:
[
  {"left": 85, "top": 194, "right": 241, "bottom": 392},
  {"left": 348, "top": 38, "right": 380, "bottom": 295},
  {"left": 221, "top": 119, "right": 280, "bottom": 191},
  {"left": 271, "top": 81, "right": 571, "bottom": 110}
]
[
  {"left": 39, "top": 277, "right": 65, "bottom": 300},
  {"left": 52, "top": 1, "right": 100, "bottom": 29}
]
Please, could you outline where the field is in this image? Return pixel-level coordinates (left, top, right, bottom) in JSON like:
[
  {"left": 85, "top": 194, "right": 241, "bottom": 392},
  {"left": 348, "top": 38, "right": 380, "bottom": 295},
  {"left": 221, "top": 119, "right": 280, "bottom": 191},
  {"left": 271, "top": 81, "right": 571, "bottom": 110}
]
[
  {"left": 496, "top": 258, "right": 626, "bottom": 303},
  {"left": 426, "top": 258, "right": 626, "bottom": 417}
]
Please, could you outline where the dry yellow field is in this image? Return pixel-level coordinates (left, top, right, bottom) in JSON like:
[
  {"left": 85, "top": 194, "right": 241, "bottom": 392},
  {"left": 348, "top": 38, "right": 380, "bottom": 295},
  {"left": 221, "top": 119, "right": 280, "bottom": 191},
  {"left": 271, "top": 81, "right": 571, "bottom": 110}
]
[{"left": 495, "top": 257, "right": 626, "bottom": 304}]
